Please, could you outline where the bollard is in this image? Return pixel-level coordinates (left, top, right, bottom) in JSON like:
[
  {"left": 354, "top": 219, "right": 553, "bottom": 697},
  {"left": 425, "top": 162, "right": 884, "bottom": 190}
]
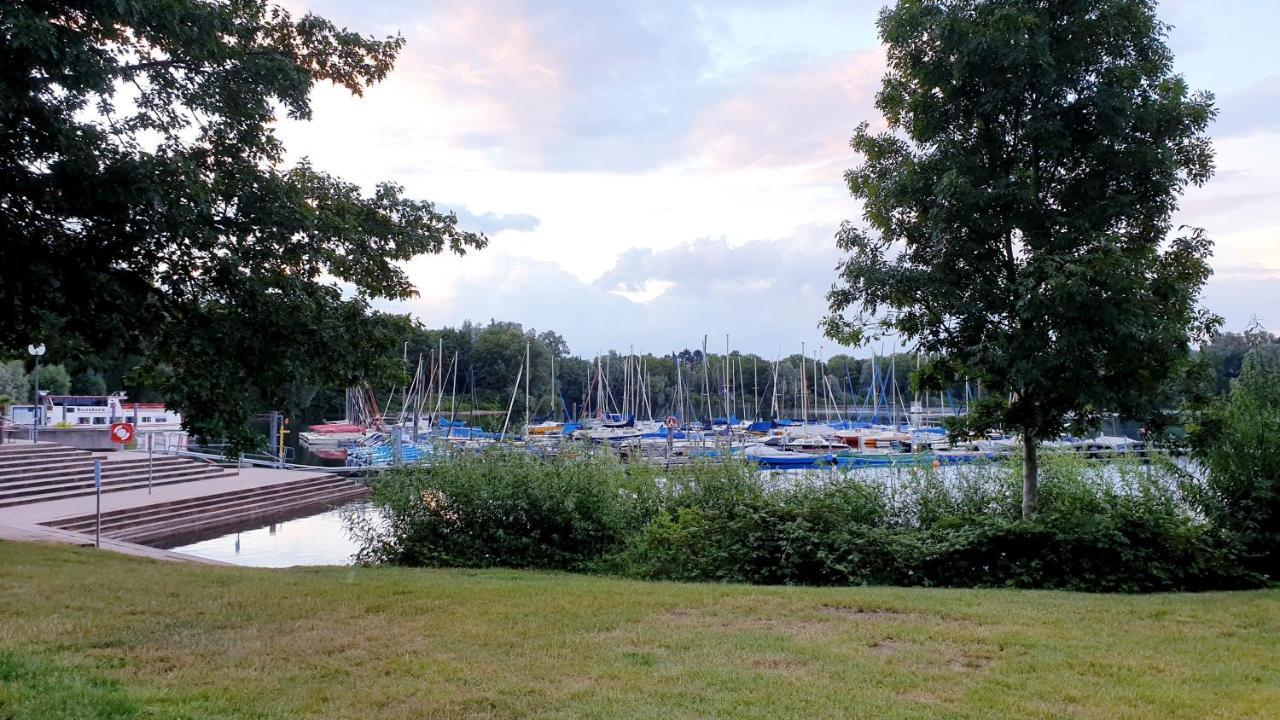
[
  {"left": 147, "top": 433, "right": 154, "bottom": 494},
  {"left": 94, "top": 459, "right": 102, "bottom": 549}
]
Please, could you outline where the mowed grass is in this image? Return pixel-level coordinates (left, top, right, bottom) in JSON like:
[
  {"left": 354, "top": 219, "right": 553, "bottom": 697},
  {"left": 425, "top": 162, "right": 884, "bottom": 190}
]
[{"left": 0, "top": 542, "right": 1276, "bottom": 719}]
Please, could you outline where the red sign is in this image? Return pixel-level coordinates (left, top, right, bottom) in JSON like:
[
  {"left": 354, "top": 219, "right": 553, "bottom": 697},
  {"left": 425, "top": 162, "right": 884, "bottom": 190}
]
[{"left": 109, "top": 423, "right": 135, "bottom": 444}]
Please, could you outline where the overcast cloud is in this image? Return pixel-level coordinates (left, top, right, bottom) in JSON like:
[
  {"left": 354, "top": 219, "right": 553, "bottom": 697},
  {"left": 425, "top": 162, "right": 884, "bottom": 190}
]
[{"left": 283, "top": 0, "right": 1280, "bottom": 356}]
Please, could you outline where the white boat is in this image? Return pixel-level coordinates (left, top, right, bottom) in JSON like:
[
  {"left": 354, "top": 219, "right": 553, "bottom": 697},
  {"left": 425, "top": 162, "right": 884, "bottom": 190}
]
[
  {"left": 299, "top": 431, "right": 367, "bottom": 446},
  {"left": 744, "top": 443, "right": 832, "bottom": 467},
  {"left": 1081, "top": 435, "right": 1143, "bottom": 454},
  {"left": 7, "top": 393, "right": 182, "bottom": 433}
]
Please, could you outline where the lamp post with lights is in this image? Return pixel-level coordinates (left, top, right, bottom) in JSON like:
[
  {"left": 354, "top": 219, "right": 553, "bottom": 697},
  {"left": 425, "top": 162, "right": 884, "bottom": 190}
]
[{"left": 27, "top": 344, "right": 45, "bottom": 443}]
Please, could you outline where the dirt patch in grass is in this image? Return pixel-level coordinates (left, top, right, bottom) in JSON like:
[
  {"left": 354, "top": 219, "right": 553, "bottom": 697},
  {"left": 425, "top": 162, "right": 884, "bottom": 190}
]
[
  {"left": 870, "top": 638, "right": 907, "bottom": 654},
  {"left": 819, "top": 605, "right": 916, "bottom": 620},
  {"left": 662, "top": 608, "right": 855, "bottom": 639},
  {"left": 898, "top": 689, "right": 946, "bottom": 706},
  {"left": 742, "top": 654, "right": 812, "bottom": 676},
  {"left": 947, "top": 651, "right": 994, "bottom": 672}
]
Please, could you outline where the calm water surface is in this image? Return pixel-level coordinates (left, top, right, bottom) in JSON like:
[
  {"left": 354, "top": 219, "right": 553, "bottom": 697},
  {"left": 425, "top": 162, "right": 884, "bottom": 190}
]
[{"left": 169, "top": 501, "right": 379, "bottom": 567}]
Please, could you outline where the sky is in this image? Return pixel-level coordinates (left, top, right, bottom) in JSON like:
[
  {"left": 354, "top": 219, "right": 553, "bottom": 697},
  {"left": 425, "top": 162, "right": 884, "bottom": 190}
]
[{"left": 275, "top": 0, "right": 1280, "bottom": 358}]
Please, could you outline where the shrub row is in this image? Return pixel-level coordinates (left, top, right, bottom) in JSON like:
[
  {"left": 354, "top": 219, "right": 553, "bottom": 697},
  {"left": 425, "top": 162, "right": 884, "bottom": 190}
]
[{"left": 350, "top": 447, "right": 1268, "bottom": 592}]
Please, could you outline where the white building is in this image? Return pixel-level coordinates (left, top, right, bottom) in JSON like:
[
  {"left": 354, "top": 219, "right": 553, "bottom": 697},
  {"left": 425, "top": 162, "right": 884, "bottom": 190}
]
[{"left": 6, "top": 393, "right": 182, "bottom": 432}]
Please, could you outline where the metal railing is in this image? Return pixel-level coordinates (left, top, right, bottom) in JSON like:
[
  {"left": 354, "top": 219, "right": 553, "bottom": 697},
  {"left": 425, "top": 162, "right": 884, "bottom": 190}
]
[{"left": 149, "top": 433, "right": 376, "bottom": 475}]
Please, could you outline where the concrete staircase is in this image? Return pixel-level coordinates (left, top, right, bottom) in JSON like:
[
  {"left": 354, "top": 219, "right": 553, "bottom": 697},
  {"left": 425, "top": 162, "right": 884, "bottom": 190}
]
[
  {"left": 41, "top": 474, "right": 369, "bottom": 545},
  {"left": 0, "top": 442, "right": 237, "bottom": 508}
]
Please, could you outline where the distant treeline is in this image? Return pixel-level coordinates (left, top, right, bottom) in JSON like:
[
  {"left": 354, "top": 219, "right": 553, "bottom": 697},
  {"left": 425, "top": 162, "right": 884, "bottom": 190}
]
[
  {"left": 374, "top": 321, "right": 937, "bottom": 424},
  {"left": 4, "top": 321, "right": 1276, "bottom": 426}
]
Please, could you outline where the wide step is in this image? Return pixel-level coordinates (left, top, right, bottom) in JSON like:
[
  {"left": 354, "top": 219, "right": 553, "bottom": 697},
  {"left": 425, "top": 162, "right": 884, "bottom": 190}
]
[
  {"left": 43, "top": 474, "right": 369, "bottom": 545},
  {"left": 50, "top": 477, "right": 358, "bottom": 533},
  {"left": 0, "top": 450, "right": 239, "bottom": 508}
]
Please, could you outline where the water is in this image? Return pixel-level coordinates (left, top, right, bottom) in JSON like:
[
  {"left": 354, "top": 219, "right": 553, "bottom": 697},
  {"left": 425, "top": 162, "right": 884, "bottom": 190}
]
[{"left": 168, "top": 501, "right": 378, "bottom": 567}]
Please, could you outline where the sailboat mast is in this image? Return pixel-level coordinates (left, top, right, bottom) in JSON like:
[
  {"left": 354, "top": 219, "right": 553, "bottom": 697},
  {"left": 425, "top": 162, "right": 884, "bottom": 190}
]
[
  {"left": 800, "top": 342, "right": 808, "bottom": 424},
  {"left": 890, "top": 352, "right": 898, "bottom": 428},
  {"left": 812, "top": 347, "right": 819, "bottom": 422},
  {"left": 447, "top": 351, "right": 458, "bottom": 437},
  {"left": 771, "top": 359, "right": 780, "bottom": 419},
  {"left": 524, "top": 339, "right": 531, "bottom": 434},
  {"left": 674, "top": 354, "right": 682, "bottom": 423},
  {"left": 727, "top": 333, "right": 737, "bottom": 417},
  {"left": 871, "top": 354, "right": 879, "bottom": 423},
  {"left": 701, "top": 335, "right": 711, "bottom": 423},
  {"left": 752, "top": 357, "right": 758, "bottom": 421}
]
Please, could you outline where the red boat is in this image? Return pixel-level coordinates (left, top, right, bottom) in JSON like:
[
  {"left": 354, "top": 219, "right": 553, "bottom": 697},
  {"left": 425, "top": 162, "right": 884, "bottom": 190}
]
[{"left": 306, "top": 422, "right": 365, "bottom": 434}]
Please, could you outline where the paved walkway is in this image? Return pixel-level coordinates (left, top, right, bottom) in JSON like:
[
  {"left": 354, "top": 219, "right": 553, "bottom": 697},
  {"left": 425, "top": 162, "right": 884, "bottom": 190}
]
[{"left": 0, "top": 460, "right": 335, "bottom": 565}]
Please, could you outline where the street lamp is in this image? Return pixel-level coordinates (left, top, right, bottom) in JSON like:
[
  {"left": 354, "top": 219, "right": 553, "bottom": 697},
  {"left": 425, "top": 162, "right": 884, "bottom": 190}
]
[{"left": 27, "top": 344, "right": 45, "bottom": 443}]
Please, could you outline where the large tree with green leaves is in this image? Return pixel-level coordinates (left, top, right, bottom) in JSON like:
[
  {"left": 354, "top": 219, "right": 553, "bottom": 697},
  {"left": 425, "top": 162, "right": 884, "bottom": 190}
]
[
  {"left": 1, "top": 1, "right": 484, "bottom": 449},
  {"left": 825, "top": 0, "right": 1218, "bottom": 517}
]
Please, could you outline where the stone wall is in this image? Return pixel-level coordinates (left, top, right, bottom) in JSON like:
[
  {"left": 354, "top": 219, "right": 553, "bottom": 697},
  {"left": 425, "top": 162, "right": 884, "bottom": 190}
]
[{"left": 1, "top": 427, "right": 118, "bottom": 451}]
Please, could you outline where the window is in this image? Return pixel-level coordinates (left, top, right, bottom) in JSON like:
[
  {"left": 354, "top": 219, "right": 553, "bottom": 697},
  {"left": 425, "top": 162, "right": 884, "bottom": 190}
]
[
  {"left": 78, "top": 417, "right": 90, "bottom": 425},
  {"left": 66, "top": 407, "right": 76, "bottom": 413},
  {"left": 155, "top": 417, "right": 167, "bottom": 423},
  {"left": 141, "top": 417, "right": 152, "bottom": 423},
  {"left": 92, "top": 417, "right": 106, "bottom": 425}
]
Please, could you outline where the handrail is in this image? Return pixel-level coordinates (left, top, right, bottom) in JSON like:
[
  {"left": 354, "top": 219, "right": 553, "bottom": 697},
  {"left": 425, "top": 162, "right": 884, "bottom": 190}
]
[{"left": 155, "top": 443, "right": 380, "bottom": 475}]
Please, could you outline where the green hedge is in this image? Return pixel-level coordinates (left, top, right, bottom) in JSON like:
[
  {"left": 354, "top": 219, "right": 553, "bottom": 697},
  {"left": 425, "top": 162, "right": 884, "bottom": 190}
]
[{"left": 351, "top": 447, "right": 1267, "bottom": 592}]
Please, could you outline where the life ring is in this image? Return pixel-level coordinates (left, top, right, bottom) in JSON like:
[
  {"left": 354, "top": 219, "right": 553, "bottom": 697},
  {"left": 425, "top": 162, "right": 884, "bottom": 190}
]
[{"left": 665, "top": 416, "right": 679, "bottom": 429}]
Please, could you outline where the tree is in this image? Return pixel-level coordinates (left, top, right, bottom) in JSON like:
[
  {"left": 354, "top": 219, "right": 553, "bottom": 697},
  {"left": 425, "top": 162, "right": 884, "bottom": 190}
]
[
  {"left": 825, "top": 0, "right": 1218, "bottom": 517},
  {"left": 1185, "top": 340, "right": 1280, "bottom": 580},
  {"left": 1, "top": 1, "right": 484, "bottom": 450},
  {"left": 1197, "top": 327, "right": 1280, "bottom": 395},
  {"left": 0, "top": 361, "right": 28, "bottom": 404},
  {"left": 35, "top": 364, "right": 72, "bottom": 396},
  {"left": 537, "top": 330, "right": 571, "bottom": 360},
  {"left": 72, "top": 369, "right": 108, "bottom": 396}
]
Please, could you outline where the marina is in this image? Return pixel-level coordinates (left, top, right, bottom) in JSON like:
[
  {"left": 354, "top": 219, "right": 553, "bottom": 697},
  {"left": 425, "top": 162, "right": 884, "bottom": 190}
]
[{"left": 287, "top": 339, "right": 1154, "bottom": 473}]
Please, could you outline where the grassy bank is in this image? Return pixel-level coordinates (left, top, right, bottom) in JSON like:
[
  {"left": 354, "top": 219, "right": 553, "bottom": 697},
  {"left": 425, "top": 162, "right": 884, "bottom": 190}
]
[{"left": 1, "top": 543, "right": 1277, "bottom": 719}]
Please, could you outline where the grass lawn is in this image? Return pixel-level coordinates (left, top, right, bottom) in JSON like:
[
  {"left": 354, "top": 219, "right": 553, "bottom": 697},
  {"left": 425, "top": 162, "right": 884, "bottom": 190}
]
[{"left": 0, "top": 542, "right": 1276, "bottom": 719}]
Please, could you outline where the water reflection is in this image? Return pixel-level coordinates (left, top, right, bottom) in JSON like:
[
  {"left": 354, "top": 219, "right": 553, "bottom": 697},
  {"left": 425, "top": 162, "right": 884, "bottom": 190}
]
[{"left": 169, "top": 501, "right": 377, "bottom": 567}]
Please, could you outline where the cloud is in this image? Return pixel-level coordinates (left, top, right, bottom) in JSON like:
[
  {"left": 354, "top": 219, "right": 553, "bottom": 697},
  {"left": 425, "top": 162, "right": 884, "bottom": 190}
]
[
  {"left": 381, "top": 224, "right": 851, "bottom": 356},
  {"left": 283, "top": 0, "right": 1280, "bottom": 351},
  {"left": 290, "top": 0, "right": 888, "bottom": 175},
  {"left": 686, "top": 50, "right": 886, "bottom": 170},
  {"left": 384, "top": 1, "right": 717, "bottom": 172},
  {"left": 1201, "top": 274, "right": 1280, "bottom": 333},
  {"left": 449, "top": 207, "right": 541, "bottom": 235},
  {"left": 1212, "top": 77, "right": 1280, "bottom": 139},
  {"left": 594, "top": 226, "right": 840, "bottom": 298}
]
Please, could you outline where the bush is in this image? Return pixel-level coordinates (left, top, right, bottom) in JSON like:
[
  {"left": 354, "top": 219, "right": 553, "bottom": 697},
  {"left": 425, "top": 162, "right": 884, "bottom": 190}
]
[
  {"left": 350, "top": 446, "right": 653, "bottom": 570},
  {"left": 355, "top": 449, "right": 1266, "bottom": 592},
  {"left": 1185, "top": 348, "right": 1280, "bottom": 582}
]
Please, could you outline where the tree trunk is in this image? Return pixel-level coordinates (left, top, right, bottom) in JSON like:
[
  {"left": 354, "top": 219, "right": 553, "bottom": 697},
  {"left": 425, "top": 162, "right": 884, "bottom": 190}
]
[{"left": 1021, "top": 435, "right": 1039, "bottom": 519}]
